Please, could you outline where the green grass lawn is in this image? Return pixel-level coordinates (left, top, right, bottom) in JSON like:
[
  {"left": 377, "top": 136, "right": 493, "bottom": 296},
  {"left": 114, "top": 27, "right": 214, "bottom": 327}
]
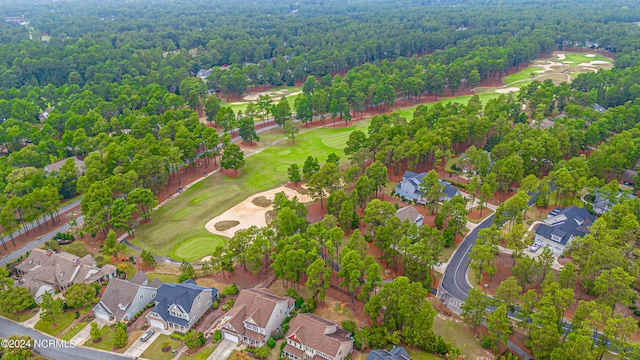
[
  {"left": 34, "top": 311, "right": 76, "bottom": 336},
  {"left": 563, "top": 52, "right": 611, "bottom": 64},
  {"left": 218, "top": 85, "right": 302, "bottom": 119},
  {"left": 134, "top": 121, "right": 366, "bottom": 262},
  {"left": 84, "top": 324, "right": 115, "bottom": 351},
  {"left": 406, "top": 348, "right": 442, "bottom": 360},
  {"left": 141, "top": 334, "right": 182, "bottom": 360},
  {"left": 181, "top": 342, "right": 217, "bottom": 360},
  {"left": 391, "top": 91, "right": 503, "bottom": 121},
  {"left": 60, "top": 320, "right": 89, "bottom": 341},
  {"left": 0, "top": 308, "right": 38, "bottom": 322},
  {"left": 547, "top": 191, "right": 585, "bottom": 208},
  {"left": 146, "top": 271, "right": 181, "bottom": 283},
  {"left": 502, "top": 66, "right": 543, "bottom": 84},
  {"left": 124, "top": 263, "right": 138, "bottom": 280},
  {"left": 431, "top": 316, "right": 490, "bottom": 359}
]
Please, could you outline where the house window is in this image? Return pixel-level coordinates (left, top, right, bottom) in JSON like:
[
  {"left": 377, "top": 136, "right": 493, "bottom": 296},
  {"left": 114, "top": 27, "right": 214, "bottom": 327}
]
[
  {"left": 198, "top": 302, "right": 201, "bottom": 308},
  {"left": 139, "top": 294, "right": 144, "bottom": 300},
  {"left": 152, "top": 292, "right": 156, "bottom": 298},
  {"left": 197, "top": 294, "right": 201, "bottom": 300}
]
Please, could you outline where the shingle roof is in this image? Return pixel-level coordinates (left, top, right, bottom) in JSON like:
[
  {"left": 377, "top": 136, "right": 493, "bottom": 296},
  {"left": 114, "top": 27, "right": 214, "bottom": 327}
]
[
  {"left": 622, "top": 169, "right": 637, "bottom": 183},
  {"left": 151, "top": 279, "right": 217, "bottom": 324},
  {"left": 224, "top": 289, "right": 294, "bottom": 341},
  {"left": 535, "top": 206, "right": 595, "bottom": 246},
  {"left": 367, "top": 347, "right": 411, "bottom": 360},
  {"left": 44, "top": 156, "right": 84, "bottom": 173},
  {"left": 286, "top": 313, "right": 352, "bottom": 358},
  {"left": 399, "top": 170, "right": 460, "bottom": 200},
  {"left": 96, "top": 278, "right": 145, "bottom": 320},
  {"left": 395, "top": 206, "right": 423, "bottom": 224},
  {"left": 129, "top": 272, "right": 148, "bottom": 285}
]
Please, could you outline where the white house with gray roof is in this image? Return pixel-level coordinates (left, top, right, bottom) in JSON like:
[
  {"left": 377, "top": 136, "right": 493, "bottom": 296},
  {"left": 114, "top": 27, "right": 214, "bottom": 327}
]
[{"left": 93, "top": 272, "right": 162, "bottom": 322}]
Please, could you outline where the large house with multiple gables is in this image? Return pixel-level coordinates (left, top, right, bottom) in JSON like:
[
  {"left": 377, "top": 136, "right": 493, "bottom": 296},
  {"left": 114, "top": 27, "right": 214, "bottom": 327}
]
[
  {"left": 534, "top": 206, "right": 595, "bottom": 255},
  {"left": 395, "top": 170, "right": 460, "bottom": 204},
  {"left": 146, "top": 279, "right": 218, "bottom": 333},
  {"left": 221, "top": 288, "right": 295, "bottom": 347},
  {"left": 93, "top": 272, "right": 162, "bottom": 322},
  {"left": 15, "top": 248, "right": 116, "bottom": 303},
  {"left": 282, "top": 313, "right": 353, "bottom": 360}
]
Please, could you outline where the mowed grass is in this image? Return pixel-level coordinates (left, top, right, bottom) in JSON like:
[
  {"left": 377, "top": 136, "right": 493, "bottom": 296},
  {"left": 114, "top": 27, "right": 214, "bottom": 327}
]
[
  {"left": 142, "top": 334, "right": 182, "bottom": 360},
  {"left": 502, "top": 66, "right": 543, "bottom": 84},
  {"left": 562, "top": 52, "right": 611, "bottom": 64},
  {"left": 60, "top": 320, "right": 90, "bottom": 341},
  {"left": 34, "top": 311, "right": 76, "bottom": 336},
  {"left": 0, "top": 308, "right": 38, "bottom": 322},
  {"left": 134, "top": 122, "right": 366, "bottom": 262},
  {"left": 181, "top": 342, "right": 217, "bottom": 360},
  {"left": 431, "top": 316, "right": 491, "bottom": 359},
  {"left": 406, "top": 349, "right": 442, "bottom": 360},
  {"left": 393, "top": 90, "right": 503, "bottom": 121}
]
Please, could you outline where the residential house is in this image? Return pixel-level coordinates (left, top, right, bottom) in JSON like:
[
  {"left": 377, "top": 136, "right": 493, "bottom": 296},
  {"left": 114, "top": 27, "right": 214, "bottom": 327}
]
[
  {"left": 534, "top": 206, "right": 595, "bottom": 254},
  {"left": 44, "top": 156, "right": 85, "bottom": 174},
  {"left": 395, "top": 170, "right": 460, "bottom": 204},
  {"left": 221, "top": 288, "right": 295, "bottom": 346},
  {"left": 93, "top": 272, "right": 162, "bottom": 322},
  {"left": 146, "top": 279, "right": 218, "bottom": 333},
  {"left": 621, "top": 169, "right": 637, "bottom": 188},
  {"left": 15, "top": 248, "right": 117, "bottom": 303},
  {"left": 196, "top": 69, "right": 212, "bottom": 80},
  {"left": 395, "top": 205, "right": 423, "bottom": 226},
  {"left": 282, "top": 313, "right": 353, "bottom": 360},
  {"left": 367, "top": 347, "right": 411, "bottom": 360}
]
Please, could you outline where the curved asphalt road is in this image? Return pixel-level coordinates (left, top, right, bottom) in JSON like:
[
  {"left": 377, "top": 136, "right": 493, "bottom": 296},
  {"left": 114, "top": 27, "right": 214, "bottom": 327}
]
[{"left": 0, "top": 317, "right": 129, "bottom": 360}]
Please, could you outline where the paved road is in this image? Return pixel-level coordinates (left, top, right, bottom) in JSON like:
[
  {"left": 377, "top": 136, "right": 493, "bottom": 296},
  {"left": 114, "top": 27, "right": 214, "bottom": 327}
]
[
  {"left": 0, "top": 317, "right": 129, "bottom": 360},
  {"left": 0, "top": 215, "right": 85, "bottom": 267}
]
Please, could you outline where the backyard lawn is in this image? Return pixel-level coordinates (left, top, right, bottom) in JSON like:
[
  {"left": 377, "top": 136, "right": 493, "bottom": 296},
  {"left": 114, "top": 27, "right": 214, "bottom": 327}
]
[
  {"left": 406, "top": 348, "right": 442, "bottom": 360},
  {"left": 134, "top": 121, "right": 368, "bottom": 262},
  {"left": 431, "top": 316, "right": 491, "bottom": 360},
  {"left": 146, "top": 271, "right": 180, "bottom": 284},
  {"left": 34, "top": 311, "right": 76, "bottom": 336},
  {"left": 141, "top": 334, "right": 182, "bottom": 360}
]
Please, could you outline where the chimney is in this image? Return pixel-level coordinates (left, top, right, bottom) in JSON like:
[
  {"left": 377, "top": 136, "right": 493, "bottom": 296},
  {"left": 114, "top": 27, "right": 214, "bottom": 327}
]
[
  {"left": 73, "top": 258, "right": 79, "bottom": 266},
  {"left": 46, "top": 249, "right": 53, "bottom": 256}
]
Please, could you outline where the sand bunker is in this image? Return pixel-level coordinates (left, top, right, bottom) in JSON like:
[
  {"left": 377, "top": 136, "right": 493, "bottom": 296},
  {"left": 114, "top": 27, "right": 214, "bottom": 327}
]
[
  {"left": 585, "top": 54, "right": 596, "bottom": 58},
  {"left": 204, "top": 185, "right": 312, "bottom": 238},
  {"left": 495, "top": 87, "right": 520, "bottom": 94},
  {"left": 243, "top": 90, "right": 301, "bottom": 102},
  {"left": 578, "top": 60, "right": 611, "bottom": 66},
  {"left": 557, "top": 53, "right": 566, "bottom": 60}
]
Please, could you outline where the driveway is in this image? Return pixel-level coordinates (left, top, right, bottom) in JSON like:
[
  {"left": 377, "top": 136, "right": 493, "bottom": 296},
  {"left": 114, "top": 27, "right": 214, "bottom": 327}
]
[
  {"left": 207, "top": 339, "right": 243, "bottom": 360},
  {"left": 122, "top": 329, "right": 163, "bottom": 358}
]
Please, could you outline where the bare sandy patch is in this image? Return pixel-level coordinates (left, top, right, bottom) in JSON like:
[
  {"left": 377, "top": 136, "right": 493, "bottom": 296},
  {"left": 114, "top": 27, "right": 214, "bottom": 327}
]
[
  {"left": 495, "top": 87, "right": 520, "bottom": 94},
  {"left": 243, "top": 90, "right": 301, "bottom": 102},
  {"left": 557, "top": 53, "right": 566, "bottom": 60},
  {"left": 204, "top": 185, "right": 313, "bottom": 238},
  {"left": 578, "top": 60, "right": 611, "bottom": 66},
  {"left": 585, "top": 53, "right": 596, "bottom": 58}
]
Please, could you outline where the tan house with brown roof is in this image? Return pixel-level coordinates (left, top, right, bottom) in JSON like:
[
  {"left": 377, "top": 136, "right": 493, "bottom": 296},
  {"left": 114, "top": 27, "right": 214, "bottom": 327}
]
[
  {"left": 93, "top": 273, "right": 162, "bottom": 322},
  {"left": 15, "top": 248, "right": 117, "bottom": 303},
  {"left": 282, "top": 313, "right": 353, "bottom": 360},
  {"left": 221, "top": 288, "right": 295, "bottom": 347}
]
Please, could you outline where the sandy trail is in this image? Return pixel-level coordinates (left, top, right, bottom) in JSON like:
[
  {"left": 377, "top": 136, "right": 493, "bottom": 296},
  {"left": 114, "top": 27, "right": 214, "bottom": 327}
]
[
  {"left": 585, "top": 53, "right": 596, "bottom": 58},
  {"left": 243, "top": 90, "right": 301, "bottom": 102},
  {"left": 557, "top": 53, "right": 566, "bottom": 60},
  {"left": 204, "top": 185, "right": 312, "bottom": 239}
]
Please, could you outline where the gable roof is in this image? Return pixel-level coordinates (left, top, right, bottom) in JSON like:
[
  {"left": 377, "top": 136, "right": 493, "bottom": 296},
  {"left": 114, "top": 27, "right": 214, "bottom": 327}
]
[
  {"left": 535, "top": 206, "right": 595, "bottom": 246},
  {"left": 95, "top": 277, "right": 160, "bottom": 319},
  {"left": 44, "top": 156, "right": 84, "bottom": 174},
  {"left": 400, "top": 170, "right": 459, "bottom": 199},
  {"left": 622, "top": 169, "right": 637, "bottom": 183},
  {"left": 367, "top": 347, "right": 411, "bottom": 360},
  {"left": 152, "top": 279, "right": 217, "bottom": 325},
  {"left": 129, "top": 272, "right": 148, "bottom": 285},
  {"left": 395, "top": 206, "right": 423, "bottom": 224},
  {"left": 226, "top": 288, "right": 293, "bottom": 331},
  {"left": 196, "top": 69, "right": 212, "bottom": 79},
  {"left": 15, "top": 248, "right": 114, "bottom": 297},
  {"left": 286, "top": 313, "right": 352, "bottom": 357}
]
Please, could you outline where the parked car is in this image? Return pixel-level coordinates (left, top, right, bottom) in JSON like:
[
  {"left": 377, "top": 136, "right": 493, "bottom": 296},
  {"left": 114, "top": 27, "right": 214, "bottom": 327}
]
[
  {"left": 140, "top": 329, "right": 155, "bottom": 342},
  {"left": 529, "top": 242, "right": 541, "bottom": 252}
]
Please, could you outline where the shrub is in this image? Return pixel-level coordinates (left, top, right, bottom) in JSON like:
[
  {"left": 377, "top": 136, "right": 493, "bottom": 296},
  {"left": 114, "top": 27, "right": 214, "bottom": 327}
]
[
  {"left": 283, "top": 323, "right": 290, "bottom": 333},
  {"left": 212, "top": 300, "right": 219, "bottom": 309},
  {"left": 170, "top": 332, "right": 184, "bottom": 340},
  {"left": 284, "top": 288, "right": 299, "bottom": 299},
  {"left": 280, "top": 341, "right": 287, "bottom": 352},
  {"left": 248, "top": 345, "right": 271, "bottom": 359},
  {"left": 271, "top": 329, "right": 285, "bottom": 340},
  {"left": 633, "top": 310, "right": 640, "bottom": 317},
  {"left": 184, "top": 330, "right": 206, "bottom": 350},
  {"left": 267, "top": 337, "right": 276, "bottom": 349},
  {"left": 443, "top": 226, "right": 455, "bottom": 247},
  {"left": 227, "top": 299, "right": 235, "bottom": 307},
  {"left": 213, "top": 330, "right": 222, "bottom": 342},
  {"left": 221, "top": 304, "right": 229, "bottom": 311},
  {"left": 223, "top": 284, "right": 239, "bottom": 295},
  {"left": 300, "top": 298, "right": 316, "bottom": 313},
  {"left": 630, "top": 305, "right": 638, "bottom": 310},
  {"left": 295, "top": 297, "right": 304, "bottom": 309},
  {"left": 341, "top": 320, "right": 357, "bottom": 335}
]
